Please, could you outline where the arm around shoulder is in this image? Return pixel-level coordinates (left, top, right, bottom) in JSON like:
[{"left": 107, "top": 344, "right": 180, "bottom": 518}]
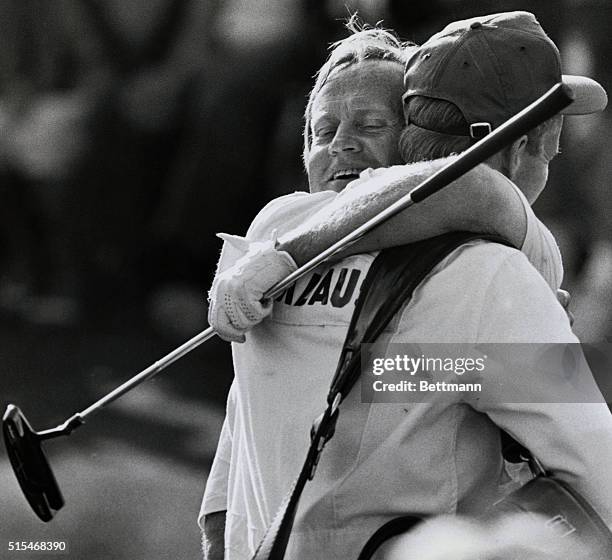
[{"left": 277, "top": 160, "right": 529, "bottom": 263}]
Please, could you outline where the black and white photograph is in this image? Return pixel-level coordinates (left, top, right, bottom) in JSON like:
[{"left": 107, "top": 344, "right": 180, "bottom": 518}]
[{"left": 1, "top": 1, "right": 612, "bottom": 559}]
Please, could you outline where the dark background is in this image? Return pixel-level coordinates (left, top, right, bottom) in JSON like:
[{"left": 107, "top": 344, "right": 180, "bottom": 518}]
[{"left": 1, "top": 1, "right": 611, "bottom": 558}]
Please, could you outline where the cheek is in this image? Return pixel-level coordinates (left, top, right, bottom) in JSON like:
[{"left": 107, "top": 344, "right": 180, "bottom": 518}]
[
  {"left": 370, "top": 130, "right": 402, "bottom": 166},
  {"left": 525, "top": 161, "right": 549, "bottom": 202},
  {"left": 534, "top": 159, "right": 549, "bottom": 187},
  {"left": 306, "top": 147, "right": 329, "bottom": 192}
]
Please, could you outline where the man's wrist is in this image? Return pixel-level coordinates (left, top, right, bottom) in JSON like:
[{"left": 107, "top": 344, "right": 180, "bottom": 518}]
[{"left": 203, "top": 510, "right": 226, "bottom": 560}]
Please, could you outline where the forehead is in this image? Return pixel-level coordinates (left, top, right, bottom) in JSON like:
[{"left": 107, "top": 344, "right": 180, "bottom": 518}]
[{"left": 311, "top": 59, "right": 404, "bottom": 120}]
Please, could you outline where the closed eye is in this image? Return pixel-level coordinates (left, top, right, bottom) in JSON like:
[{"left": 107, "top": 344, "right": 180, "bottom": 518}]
[
  {"left": 360, "top": 121, "right": 386, "bottom": 130},
  {"left": 314, "top": 126, "right": 337, "bottom": 139},
  {"left": 360, "top": 118, "right": 400, "bottom": 133}
]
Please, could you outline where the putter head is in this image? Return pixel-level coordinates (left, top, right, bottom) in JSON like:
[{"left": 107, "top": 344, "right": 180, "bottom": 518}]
[{"left": 2, "top": 404, "right": 64, "bottom": 522}]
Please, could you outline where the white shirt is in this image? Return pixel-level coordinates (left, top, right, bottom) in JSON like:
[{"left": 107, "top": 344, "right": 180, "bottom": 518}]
[{"left": 200, "top": 174, "right": 611, "bottom": 559}]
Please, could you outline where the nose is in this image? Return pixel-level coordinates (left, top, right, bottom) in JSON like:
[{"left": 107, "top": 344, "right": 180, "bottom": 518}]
[{"left": 328, "top": 123, "right": 361, "bottom": 155}]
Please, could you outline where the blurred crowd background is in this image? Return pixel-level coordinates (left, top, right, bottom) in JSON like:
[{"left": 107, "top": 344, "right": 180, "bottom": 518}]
[{"left": 0, "top": 1, "right": 611, "bottom": 558}]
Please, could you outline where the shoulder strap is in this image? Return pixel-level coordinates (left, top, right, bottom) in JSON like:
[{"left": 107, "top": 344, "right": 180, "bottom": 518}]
[
  {"left": 251, "top": 232, "right": 513, "bottom": 560},
  {"left": 328, "top": 231, "right": 512, "bottom": 402}
]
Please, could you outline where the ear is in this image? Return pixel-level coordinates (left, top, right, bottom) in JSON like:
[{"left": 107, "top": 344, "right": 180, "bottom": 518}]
[{"left": 505, "top": 134, "right": 529, "bottom": 180}]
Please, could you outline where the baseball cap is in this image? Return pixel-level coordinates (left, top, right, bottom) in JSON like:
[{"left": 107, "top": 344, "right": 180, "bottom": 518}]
[{"left": 403, "top": 11, "right": 608, "bottom": 133}]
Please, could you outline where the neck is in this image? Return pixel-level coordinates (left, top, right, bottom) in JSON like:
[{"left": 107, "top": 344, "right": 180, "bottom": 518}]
[{"left": 485, "top": 150, "right": 511, "bottom": 179}]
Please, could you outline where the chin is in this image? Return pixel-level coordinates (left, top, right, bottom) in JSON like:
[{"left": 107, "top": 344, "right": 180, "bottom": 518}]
[
  {"left": 309, "top": 180, "right": 348, "bottom": 194},
  {"left": 328, "top": 179, "right": 351, "bottom": 193}
]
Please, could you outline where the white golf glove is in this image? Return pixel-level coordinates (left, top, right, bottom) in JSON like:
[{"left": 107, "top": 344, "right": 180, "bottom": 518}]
[{"left": 208, "top": 232, "right": 297, "bottom": 342}]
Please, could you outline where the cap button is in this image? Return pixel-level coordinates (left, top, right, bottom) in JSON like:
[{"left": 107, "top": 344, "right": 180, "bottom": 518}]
[{"left": 470, "top": 21, "right": 482, "bottom": 29}]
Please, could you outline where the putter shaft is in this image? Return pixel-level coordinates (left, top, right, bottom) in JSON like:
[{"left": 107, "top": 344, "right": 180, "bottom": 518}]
[{"left": 67, "top": 83, "right": 572, "bottom": 424}]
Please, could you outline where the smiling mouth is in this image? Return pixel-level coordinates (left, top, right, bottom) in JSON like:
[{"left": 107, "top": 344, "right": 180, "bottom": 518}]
[{"left": 330, "top": 169, "right": 361, "bottom": 181}]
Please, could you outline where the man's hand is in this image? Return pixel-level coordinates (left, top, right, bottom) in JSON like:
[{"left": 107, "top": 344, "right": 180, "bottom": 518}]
[
  {"left": 557, "top": 289, "right": 574, "bottom": 326},
  {"left": 208, "top": 234, "right": 297, "bottom": 342},
  {"left": 376, "top": 513, "right": 588, "bottom": 560},
  {"left": 202, "top": 511, "right": 226, "bottom": 560}
]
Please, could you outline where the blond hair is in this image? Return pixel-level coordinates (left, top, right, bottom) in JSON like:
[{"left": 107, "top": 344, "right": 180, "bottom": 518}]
[{"left": 302, "top": 16, "right": 414, "bottom": 165}]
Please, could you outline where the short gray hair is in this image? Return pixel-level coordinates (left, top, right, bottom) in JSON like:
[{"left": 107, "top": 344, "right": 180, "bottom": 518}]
[{"left": 303, "top": 17, "right": 413, "bottom": 165}]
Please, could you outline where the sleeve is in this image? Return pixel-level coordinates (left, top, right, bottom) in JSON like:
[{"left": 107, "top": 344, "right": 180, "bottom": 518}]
[
  {"left": 341, "top": 165, "right": 564, "bottom": 291},
  {"left": 246, "top": 190, "right": 337, "bottom": 241},
  {"left": 470, "top": 252, "right": 612, "bottom": 527},
  {"left": 198, "top": 384, "right": 236, "bottom": 527},
  {"left": 214, "top": 234, "right": 249, "bottom": 275},
  {"left": 212, "top": 191, "right": 337, "bottom": 273}
]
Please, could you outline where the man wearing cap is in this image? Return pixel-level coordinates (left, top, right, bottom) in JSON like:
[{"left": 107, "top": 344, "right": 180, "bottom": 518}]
[
  {"left": 202, "top": 12, "right": 612, "bottom": 560},
  {"left": 400, "top": 11, "right": 607, "bottom": 197},
  {"left": 374, "top": 10, "right": 612, "bottom": 558}
]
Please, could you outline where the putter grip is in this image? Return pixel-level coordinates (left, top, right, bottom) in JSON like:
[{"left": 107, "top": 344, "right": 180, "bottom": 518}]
[
  {"left": 56, "top": 84, "right": 575, "bottom": 425},
  {"left": 409, "top": 83, "right": 574, "bottom": 203}
]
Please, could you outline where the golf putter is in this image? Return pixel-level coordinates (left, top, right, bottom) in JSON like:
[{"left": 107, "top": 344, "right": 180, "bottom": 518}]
[
  {"left": 2, "top": 404, "right": 82, "bottom": 521},
  {"left": 3, "top": 83, "right": 573, "bottom": 521}
]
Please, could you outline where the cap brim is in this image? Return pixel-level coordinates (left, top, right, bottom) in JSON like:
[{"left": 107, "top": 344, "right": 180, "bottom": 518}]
[{"left": 561, "top": 75, "right": 608, "bottom": 114}]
